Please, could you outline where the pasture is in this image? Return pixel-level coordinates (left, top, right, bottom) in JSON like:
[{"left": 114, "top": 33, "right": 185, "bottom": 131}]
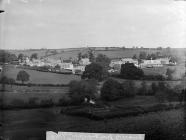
[
  {"left": 9, "top": 47, "right": 186, "bottom": 61},
  {"left": 0, "top": 84, "right": 69, "bottom": 107},
  {"left": 1, "top": 65, "right": 81, "bottom": 85}
]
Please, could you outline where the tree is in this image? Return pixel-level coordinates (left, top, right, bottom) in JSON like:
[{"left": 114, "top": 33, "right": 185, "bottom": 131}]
[
  {"left": 138, "top": 81, "right": 148, "bottom": 95},
  {"left": 69, "top": 79, "right": 97, "bottom": 104},
  {"left": 82, "top": 62, "right": 108, "bottom": 81},
  {"left": 77, "top": 52, "right": 82, "bottom": 61},
  {"left": 18, "top": 53, "right": 24, "bottom": 62},
  {"left": 55, "top": 64, "right": 60, "bottom": 69},
  {"left": 120, "top": 63, "right": 144, "bottom": 80},
  {"left": 151, "top": 82, "right": 157, "bottom": 95},
  {"left": 16, "top": 70, "right": 30, "bottom": 84},
  {"left": 132, "top": 54, "right": 137, "bottom": 59},
  {"left": 101, "top": 78, "right": 124, "bottom": 101},
  {"left": 30, "top": 53, "right": 38, "bottom": 60},
  {"left": 139, "top": 51, "right": 147, "bottom": 60},
  {"left": 95, "top": 54, "right": 111, "bottom": 70},
  {"left": 122, "top": 80, "right": 135, "bottom": 97},
  {"left": 166, "top": 68, "right": 175, "bottom": 80},
  {"left": 88, "top": 49, "right": 95, "bottom": 62}
]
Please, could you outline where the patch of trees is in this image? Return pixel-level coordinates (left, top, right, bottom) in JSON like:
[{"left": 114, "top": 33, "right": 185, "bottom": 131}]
[
  {"left": 120, "top": 63, "right": 144, "bottom": 80},
  {"left": 0, "top": 50, "right": 18, "bottom": 63},
  {"left": 100, "top": 79, "right": 135, "bottom": 101},
  {"left": 0, "top": 76, "right": 15, "bottom": 86},
  {"left": 68, "top": 79, "right": 97, "bottom": 104},
  {"left": 30, "top": 53, "right": 38, "bottom": 60},
  {"left": 82, "top": 62, "right": 108, "bottom": 81}
]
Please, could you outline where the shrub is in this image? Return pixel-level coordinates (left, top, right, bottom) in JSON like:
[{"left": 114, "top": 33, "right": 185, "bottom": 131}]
[
  {"left": 138, "top": 81, "right": 148, "bottom": 95},
  {"left": 122, "top": 80, "right": 136, "bottom": 97},
  {"left": 120, "top": 63, "right": 144, "bottom": 80},
  {"left": 28, "top": 97, "right": 38, "bottom": 107},
  {"left": 10, "top": 99, "right": 25, "bottom": 107},
  {"left": 82, "top": 62, "right": 108, "bottom": 81},
  {"left": 101, "top": 78, "right": 124, "bottom": 101},
  {"left": 69, "top": 79, "right": 97, "bottom": 104},
  {"left": 40, "top": 99, "right": 54, "bottom": 107}
]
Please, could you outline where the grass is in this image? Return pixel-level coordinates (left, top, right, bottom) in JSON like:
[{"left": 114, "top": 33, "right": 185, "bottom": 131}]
[
  {"left": 0, "top": 84, "right": 70, "bottom": 109},
  {"left": 1, "top": 65, "right": 81, "bottom": 85}
]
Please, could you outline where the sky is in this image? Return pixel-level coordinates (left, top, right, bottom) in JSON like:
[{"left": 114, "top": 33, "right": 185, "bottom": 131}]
[{"left": 0, "top": 0, "right": 186, "bottom": 50}]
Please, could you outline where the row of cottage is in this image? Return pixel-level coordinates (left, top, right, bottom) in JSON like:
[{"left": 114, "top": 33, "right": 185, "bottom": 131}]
[
  {"left": 109, "top": 57, "right": 176, "bottom": 72},
  {"left": 20, "top": 57, "right": 91, "bottom": 74},
  {"left": 20, "top": 56, "right": 176, "bottom": 74}
]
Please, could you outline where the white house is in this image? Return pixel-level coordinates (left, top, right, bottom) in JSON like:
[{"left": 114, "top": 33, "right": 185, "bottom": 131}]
[
  {"left": 72, "top": 65, "right": 85, "bottom": 74},
  {"left": 59, "top": 63, "right": 74, "bottom": 70},
  {"left": 79, "top": 58, "right": 91, "bottom": 66},
  {"left": 121, "top": 58, "right": 139, "bottom": 67},
  {"left": 140, "top": 59, "right": 163, "bottom": 68},
  {"left": 157, "top": 57, "right": 170, "bottom": 65}
]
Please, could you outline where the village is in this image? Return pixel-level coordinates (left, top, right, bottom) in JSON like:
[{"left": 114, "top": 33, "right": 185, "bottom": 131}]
[{"left": 14, "top": 52, "right": 177, "bottom": 76}]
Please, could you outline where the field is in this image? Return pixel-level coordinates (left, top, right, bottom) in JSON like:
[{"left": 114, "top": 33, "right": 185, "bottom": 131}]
[
  {"left": 0, "top": 84, "right": 69, "bottom": 106},
  {"left": 46, "top": 48, "right": 164, "bottom": 60},
  {"left": 1, "top": 107, "right": 185, "bottom": 140},
  {"left": 1, "top": 65, "right": 81, "bottom": 85}
]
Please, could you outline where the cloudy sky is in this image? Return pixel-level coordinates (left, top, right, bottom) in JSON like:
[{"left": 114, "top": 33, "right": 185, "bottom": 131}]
[{"left": 0, "top": 0, "right": 186, "bottom": 49}]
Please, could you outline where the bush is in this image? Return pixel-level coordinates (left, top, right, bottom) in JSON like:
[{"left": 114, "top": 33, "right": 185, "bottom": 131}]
[
  {"left": 101, "top": 78, "right": 124, "bottom": 101},
  {"left": 28, "top": 97, "right": 38, "bottom": 107},
  {"left": 40, "top": 99, "right": 54, "bottom": 107},
  {"left": 10, "top": 99, "right": 25, "bottom": 107},
  {"left": 120, "top": 63, "right": 144, "bottom": 80},
  {"left": 122, "top": 80, "right": 136, "bottom": 97},
  {"left": 68, "top": 79, "right": 97, "bottom": 104},
  {"left": 138, "top": 81, "right": 148, "bottom": 95},
  {"left": 82, "top": 62, "right": 108, "bottom": 81}
]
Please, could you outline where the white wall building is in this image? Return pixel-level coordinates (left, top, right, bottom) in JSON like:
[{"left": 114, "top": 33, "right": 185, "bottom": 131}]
[
  {"left": 59, "top": 63, "right": 74, "bottom": 70},
  {"left": 140, "top": 59, "right": 163, "bottom": 68},
  {"left": 79, "top": 58, "right": 91, "bottom": 66}
]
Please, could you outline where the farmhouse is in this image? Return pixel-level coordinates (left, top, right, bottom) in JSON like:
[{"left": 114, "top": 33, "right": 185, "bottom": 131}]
[
  {"left": 109, "top": 58, "right": 139, "bottom": 71},
  {"left": 79, "top": 58, "right": 91, "bottom": 66},
  {"left": 59, "top": 62, "right": 74, "bottom": 70},
  {"left": 72, "top": 65, "right": 85, "bottom": 74},
  {"left": 157, "top": 57, "right": 170, "bottom": 65},
  {"left": 140, "top": 59, "right": 163, "bottom": 68},
  {"left": 121, "top": 58, "right": 138, "bottom": 67}
]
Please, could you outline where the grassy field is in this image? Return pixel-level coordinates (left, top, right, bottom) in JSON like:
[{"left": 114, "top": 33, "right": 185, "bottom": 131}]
[
  {"left": 8, "top": 48, "right": 186, "bottom": 61},
  {"left": 0, "top": 84, "right": 70, "bottom": 108},
  {"left": 1, "top": 65, "right": 81, "bottom": 85}
]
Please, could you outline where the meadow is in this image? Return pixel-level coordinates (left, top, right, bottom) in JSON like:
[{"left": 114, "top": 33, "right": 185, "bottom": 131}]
[{"left": 1, "top": 65, "right": 81, "bottom": 85}]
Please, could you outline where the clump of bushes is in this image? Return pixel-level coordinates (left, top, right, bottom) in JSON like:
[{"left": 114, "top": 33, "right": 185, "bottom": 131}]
[
  {"left": 68, "top": 79, "right": 98, "bottom": 105},
  {"left": 100, "top": 78, "right": 135, "bottom": 101},
  {"left": 40, "top": 99, "right": 54, "bottom": 107}
]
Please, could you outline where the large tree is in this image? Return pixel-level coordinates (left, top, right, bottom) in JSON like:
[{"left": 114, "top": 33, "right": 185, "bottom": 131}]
[
  {"left": 139, "top": 51, "right": 147, "bottom": 60},
  {"left": 82, "top": 62, "right": 108, "bottom": 81},
  {"left": 16, "top": 70, "right": 30, "bottom": 84},
  {"left": 30, "top": 53, "right": 38, "bottom": 60},
  {"left": 95, "top": 53, "right": 111, "bottom": 70},
  {"left": 18, "top": 53, "right": 24, "bottom": 62},
  {"left": 120, "top": 63, "right": 144, "bottom": 80},
  {"left": 69, "top": 79, "right": 97, "bottom": 104},
  {"left": 101, "top": 78, "right": 124, "bottom": 101}
]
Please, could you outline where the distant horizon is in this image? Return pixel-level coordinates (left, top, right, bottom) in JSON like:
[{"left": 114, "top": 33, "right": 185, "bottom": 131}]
[{"left": 2, "top": 46, "right": 186, "bottom": 51}]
